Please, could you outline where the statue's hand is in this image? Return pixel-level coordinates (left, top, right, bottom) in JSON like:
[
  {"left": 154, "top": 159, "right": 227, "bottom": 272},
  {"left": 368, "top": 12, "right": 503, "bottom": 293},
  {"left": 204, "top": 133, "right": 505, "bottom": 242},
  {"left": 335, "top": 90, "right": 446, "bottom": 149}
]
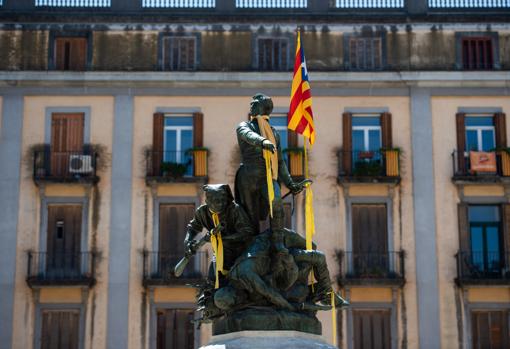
[
  {"left": 262, "top": 139, "right": 276, "bottom": 154},
  {"left": 184, "top": 239, "right": 196, "bottom": 255},
  {"left": 288, "top": 181, "right": 305, "bottom": 195}
]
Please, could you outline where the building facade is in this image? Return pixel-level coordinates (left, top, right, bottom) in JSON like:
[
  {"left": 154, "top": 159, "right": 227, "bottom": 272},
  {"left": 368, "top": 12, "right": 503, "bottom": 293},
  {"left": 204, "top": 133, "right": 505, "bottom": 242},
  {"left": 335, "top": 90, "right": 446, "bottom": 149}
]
[{"left": 0, "top": 1, "right": 510, "bottom": 348}]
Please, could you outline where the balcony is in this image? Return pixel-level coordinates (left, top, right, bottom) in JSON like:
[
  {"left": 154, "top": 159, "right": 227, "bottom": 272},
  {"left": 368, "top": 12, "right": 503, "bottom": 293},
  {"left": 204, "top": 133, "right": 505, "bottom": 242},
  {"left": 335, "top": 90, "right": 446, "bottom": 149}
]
[
  {"left": 143, "top": 250, "right": 209, "bottom": 287},
  {"left": 337, "top": 149, "right": 401, "bottom": 185},
  {"left": 33, "top": 147, "right": 99, "bottom": 185},
  {"left": 451, "top": 150, "right": 510, "bottom": 184},
  {"left": 336, "top": 250, "right": 406, "bottom": 287},
  {"left": 455, "top": 250, "right": 510, "bottom": 286},
  {"left": 145, "top": 150, "right": 208, "bottom": 184},
  {"left": 26, "top": 251, "right": 96, "bottom": 288}
]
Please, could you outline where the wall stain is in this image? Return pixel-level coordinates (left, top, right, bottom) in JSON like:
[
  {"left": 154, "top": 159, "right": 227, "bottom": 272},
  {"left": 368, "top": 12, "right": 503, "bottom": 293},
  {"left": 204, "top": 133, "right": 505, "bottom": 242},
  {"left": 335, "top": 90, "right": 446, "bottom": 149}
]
[
  {"left": 140, "top": 290, "right": 148, "bottom": 349},
  {"left": 454, "top": 287, "right": 464, "bottom": 349},
  {"left": 400, "top": 288, "right": 408, "bottom": 349},
  {"left": 90, "top": 291, "right": 97, "bottom": 347}
]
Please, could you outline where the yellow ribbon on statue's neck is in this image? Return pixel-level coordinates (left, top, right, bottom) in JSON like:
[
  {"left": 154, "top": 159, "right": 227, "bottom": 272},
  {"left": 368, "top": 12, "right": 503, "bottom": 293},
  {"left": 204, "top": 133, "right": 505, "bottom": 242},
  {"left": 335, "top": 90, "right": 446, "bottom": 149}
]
[
  {"left": 252, "top": 115, "right": 277, "bottom": 218},
  {"left": 210, "top": 211, "right": 224, "bottom": 289}
]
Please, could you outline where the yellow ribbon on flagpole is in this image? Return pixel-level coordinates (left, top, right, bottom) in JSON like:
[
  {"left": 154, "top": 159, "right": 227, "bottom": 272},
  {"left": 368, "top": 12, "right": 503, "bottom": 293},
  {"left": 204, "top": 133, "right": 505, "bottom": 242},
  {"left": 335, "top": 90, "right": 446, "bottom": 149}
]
[
  {"left": 304, "top": 140, "right": 315, "bottom": 251},
  {"left": 331, "top": 291, "right": 337, "bottom": 347},
  {"left": 210, "top": 211, "right": 224, "bottom": 289}
]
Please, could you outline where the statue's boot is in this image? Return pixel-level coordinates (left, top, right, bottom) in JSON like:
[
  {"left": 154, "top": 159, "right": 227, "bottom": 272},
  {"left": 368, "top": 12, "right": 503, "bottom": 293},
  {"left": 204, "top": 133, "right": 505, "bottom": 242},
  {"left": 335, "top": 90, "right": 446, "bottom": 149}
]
[{"left": 307, "top": 252, "right": 348, "bottom": 307}]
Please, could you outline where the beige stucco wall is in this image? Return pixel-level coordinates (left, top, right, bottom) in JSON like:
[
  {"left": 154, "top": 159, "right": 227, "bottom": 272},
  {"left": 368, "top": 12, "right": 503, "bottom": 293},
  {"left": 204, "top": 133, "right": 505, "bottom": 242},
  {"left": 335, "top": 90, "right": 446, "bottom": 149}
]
[
  {"left": 12, "top": 96, "right": 114, "bottom": 349},
  {"left": 432, "top": 96, "right": 510, "bottom": 349}
]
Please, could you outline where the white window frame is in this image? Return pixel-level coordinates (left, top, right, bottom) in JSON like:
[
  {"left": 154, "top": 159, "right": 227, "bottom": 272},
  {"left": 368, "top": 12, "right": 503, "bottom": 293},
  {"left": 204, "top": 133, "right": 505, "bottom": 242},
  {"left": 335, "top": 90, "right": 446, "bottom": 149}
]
[
  {"left": 163, "top": 114, "right": 193, "bottom": 164},
  {"left": 465, "top": 125, "right": 496, "bottom": 152},
  {"left": 352, "top": 114, "right": 382, "bottom": 151}
]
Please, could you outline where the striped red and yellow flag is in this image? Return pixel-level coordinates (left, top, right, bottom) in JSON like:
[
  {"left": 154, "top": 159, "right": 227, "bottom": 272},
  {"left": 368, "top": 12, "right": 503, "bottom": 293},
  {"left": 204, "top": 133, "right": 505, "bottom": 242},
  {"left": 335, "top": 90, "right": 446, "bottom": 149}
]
[{"left": 288, "top": 31, "right": 315, "bottom": 145}]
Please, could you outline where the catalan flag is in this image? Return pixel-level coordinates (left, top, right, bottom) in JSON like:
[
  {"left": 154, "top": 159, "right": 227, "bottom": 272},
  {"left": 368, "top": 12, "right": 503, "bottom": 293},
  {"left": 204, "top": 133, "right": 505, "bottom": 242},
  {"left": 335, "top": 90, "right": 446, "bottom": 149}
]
[{"left": 288, "top": 30, "right": 315, "bottom": 145}]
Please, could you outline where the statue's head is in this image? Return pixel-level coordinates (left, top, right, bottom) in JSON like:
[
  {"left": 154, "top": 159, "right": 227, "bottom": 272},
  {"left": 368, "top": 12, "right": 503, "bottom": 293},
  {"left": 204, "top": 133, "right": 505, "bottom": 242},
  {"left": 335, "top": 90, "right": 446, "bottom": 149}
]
[
  {"left": 249, "top": 93, "right": 273, "bottom": 116},
  {"left": 203, "top": 184, "right": 234, "bottom": 214}
]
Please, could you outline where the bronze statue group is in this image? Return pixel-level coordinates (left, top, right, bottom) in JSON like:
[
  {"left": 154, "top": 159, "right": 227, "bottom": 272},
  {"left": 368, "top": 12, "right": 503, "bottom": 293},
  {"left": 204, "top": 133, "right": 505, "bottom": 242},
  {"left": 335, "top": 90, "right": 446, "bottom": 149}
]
[{"left": 176, "top": 94, "right": 347, "bottom": 334}]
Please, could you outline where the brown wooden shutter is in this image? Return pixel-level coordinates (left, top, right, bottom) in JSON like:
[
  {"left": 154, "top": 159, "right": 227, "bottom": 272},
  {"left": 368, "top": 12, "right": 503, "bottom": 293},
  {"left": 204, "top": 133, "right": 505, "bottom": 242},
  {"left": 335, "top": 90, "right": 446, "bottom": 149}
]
[
  {"left": 353, "top": 310, "right": 391, "bottom": 349},
  {"left": 41, "top": 310, "right": 79, "bottom": 349},
  {"left": 381, "top": 112, "right": 392, "bottom": 149},
  {"left": 471, "top": 311, "right": 509, "bottom": 349},
  {"left": 458, "top": 203, "right": 469, "bottom": 252},
  {"left": 152, "top": 112, "right": 164, "bottom": 176},
  {"left": 55, "top": 38, "right": 66, "bottom": 70},
  {"left": 193, "top": 112, "right": 204, "bottom": 148},
  {"left": 342, "top": 112, "right": 353, "bottom": 175},
  {"left": 494, "top": 112, "right": 507, "bottom": 148},
  {"left": 50, "top": 113, "right": 84, "bottom": 177},
  {"left": 352, "top": 204, "right": 388, "bottom": 254},
  {"left": 287, "top": 112, "right": 298, "bottom": 148},
  {"left": 456, "top": 113, "right": 467, "bottom": 174},
  {"left": 70, "top": 38, "right": 87, "bottom": 71}
]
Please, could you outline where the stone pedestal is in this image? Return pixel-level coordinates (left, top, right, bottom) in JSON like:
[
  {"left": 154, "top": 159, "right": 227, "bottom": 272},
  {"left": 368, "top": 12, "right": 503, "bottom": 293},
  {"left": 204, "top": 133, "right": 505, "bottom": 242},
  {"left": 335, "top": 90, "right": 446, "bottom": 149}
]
[{"left": 200, "top": 330, "right": 337, "bottom": 349}]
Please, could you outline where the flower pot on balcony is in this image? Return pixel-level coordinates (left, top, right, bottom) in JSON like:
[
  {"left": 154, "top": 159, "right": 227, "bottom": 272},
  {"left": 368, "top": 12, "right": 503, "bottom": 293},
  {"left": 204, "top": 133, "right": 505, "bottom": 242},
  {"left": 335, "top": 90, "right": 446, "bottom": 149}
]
[
  {"left": 500, "top": 151, "right": 510, "bottom": 176},
  {"left": 192, "top": 149, "right": 208, "bottom": 177},
  {"left": 289, "top": 152, "right": 304, "bottom": 177},
  {"left": 384, "top": 150, "right": 400, "bottom": 177}
]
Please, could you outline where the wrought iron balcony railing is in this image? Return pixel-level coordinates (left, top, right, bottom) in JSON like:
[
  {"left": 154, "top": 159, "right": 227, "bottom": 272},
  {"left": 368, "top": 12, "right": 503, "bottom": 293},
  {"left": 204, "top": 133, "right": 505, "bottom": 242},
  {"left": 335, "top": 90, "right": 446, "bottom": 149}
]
[
  {"left": 33, "top": 148, "right": 99, "bottom": 184},
  {"left": 336, "top": 250, "right": 405, "bottom": 286},
  {"left": 143, "top": 250, "right": 209, "bottom": 286},
  {"left": 451, "top": 150, "right": 510, "bottom": 181},
  {"left": 456, "top": 250, "right": 510, "bottom": 285},
  {"left": 337, "top": 149, "right": 401, "bottom": 183},
  {"left": 26, "top": 251, "right": 96, "bottom": 287},
  {"left": 145, "top": 150, "right": 208, "bottom": 183}
]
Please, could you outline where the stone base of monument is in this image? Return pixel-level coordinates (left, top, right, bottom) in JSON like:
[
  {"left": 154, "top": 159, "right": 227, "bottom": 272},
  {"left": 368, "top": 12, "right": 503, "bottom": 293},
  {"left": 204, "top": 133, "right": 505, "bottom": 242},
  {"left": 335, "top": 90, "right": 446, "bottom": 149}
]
[
  {"left": 200, "top": 330, "right": 337, "bottom": 349},
  {"left": 212, "top": 307, "right": 321, "bottom": 335}
]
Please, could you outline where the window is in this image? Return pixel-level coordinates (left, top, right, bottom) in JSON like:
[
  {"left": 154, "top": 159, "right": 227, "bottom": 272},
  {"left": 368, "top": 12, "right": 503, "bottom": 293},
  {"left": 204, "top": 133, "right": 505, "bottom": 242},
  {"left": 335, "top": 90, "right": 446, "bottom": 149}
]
[
  {"left": 269, "top": 115, "right": 289, "bottom": 150},
  {"left": 353, "top": 310, "right": 391, "bottom": 349},
  {"left": 471, "top": 311, "right": 509, "bottom": 349},
  {"left": 152, "top": 112, "right": 203, "bottom": 178},
  {"left": 465, "top": 116, "right": 496, "bottom": 151},
  {"left": 46, "top": 205, "right": 82, "bottom": 279},
  {"left": 162, "top": 36, "right": 197, "bottom": 71},
  {"left": 462, "top": 37, "right": 494, "bottom": 70},
  {"left": 40, "top": 309, "right": 80, "bottom": 349},
  {"left": 342, "top": 112, "right": 392, "bottom": 176},
  {"left": 54, "top": 37, "right": 87, "bottom": 71},
  {"left": 50, "top": 113, "right": 85, "bottom": 177},
  {"left": 468, "top": 205, "right": 502, "bottom": 276},
  {"left": 158, "top": 203, "right": 196, "bottom": 278},
  {"left": 347, "top": 37, "right": 383, "bottom": 71},
  {"left": 163, "top": 116, "right": 194, "bottom": 176},
  {"left": 257, "top": 38, "right": 290, "bottom": 71},
  {"left": 156, "top": 308, "right": 195, "bottom": 349}
]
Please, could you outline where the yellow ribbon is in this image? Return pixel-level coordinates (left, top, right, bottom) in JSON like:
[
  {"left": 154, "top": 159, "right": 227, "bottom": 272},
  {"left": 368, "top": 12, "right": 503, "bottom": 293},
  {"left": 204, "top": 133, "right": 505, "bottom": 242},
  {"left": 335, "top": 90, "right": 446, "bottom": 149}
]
[
  {"left": 210, "top": 211, "right": 224, "bottom": 289},
  {"left": 252, "top": 115, "right": 277, "bottom": 217},
  {"left": 304, "top": 140, "right": 315, "bottom": 250},
  {"left": 331, "top": 291, "right": 337, "bottom": 347}
]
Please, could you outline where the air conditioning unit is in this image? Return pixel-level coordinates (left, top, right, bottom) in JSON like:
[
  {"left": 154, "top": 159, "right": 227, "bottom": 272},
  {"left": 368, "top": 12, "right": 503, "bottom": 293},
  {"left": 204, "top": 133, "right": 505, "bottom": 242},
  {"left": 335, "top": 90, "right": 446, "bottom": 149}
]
[{"left": 69, "top": 155, "right": 93, "bottom": 174}]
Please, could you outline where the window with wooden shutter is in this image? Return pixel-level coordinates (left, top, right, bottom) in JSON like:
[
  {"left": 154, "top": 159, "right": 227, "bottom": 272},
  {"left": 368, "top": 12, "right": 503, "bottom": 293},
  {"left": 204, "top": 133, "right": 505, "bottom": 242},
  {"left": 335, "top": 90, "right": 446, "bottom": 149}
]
[
  {"left": 353, "top": 310, "right": 391, "bottom": 349},
  {"left": 162, "top": 36, "right": 197, "bottom": 71},
  {"left": 462, "top": 37, "right": 494, "bottom": 70},
  {"left": 471, "top": 310, "right": 510, "bottom": 349},
  {"left": 50, "top": 113, "right": 85, "bottom": 177},
  {"left": 494, "top": 112, "right": 507, "bottom": 148},
  {"left": 342, "top": 112, "right": 353, "bottom": 175},
  {"left": 156, "top": 308, "right": 195, "bottom": 349},
  {"left": 40, "top": 309, "right": 80, "bottom": 349},
  {"left": 55, "top": 37, "right": 87, "bottom": 71},
  {"left": 152, "top": 112, "right": 165, "bottom": 176},
  {"left": 158, "top": 203, "right": 195, "bottom": 277},
  {"left": 381, "top": 112, "right": 392, "bottom": 149},
  {"left": 456, "top": 112, "right": 467, "bottom": 174},
  {"left": 257, "top": 37, "right": 290, "bottom": 71},
  {"left": 348, "top": 37, "right": 382, "bottom": 71}
]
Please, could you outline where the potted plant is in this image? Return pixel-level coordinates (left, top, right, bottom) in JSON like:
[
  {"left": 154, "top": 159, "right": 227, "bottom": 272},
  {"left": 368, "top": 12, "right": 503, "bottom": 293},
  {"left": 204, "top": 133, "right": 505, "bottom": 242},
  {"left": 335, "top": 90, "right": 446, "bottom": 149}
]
[
  {"left": 186, "top": 147, "right": 209, "bottom": 177},
  {"left": 160, "top": 161, "right": 189, "bottom": 179},
  {"left": 380, "top": 147, "right": 401, "bottom": 177},
  {"left": 283, "top": 147, "right": 305, "bottom": 177}
]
